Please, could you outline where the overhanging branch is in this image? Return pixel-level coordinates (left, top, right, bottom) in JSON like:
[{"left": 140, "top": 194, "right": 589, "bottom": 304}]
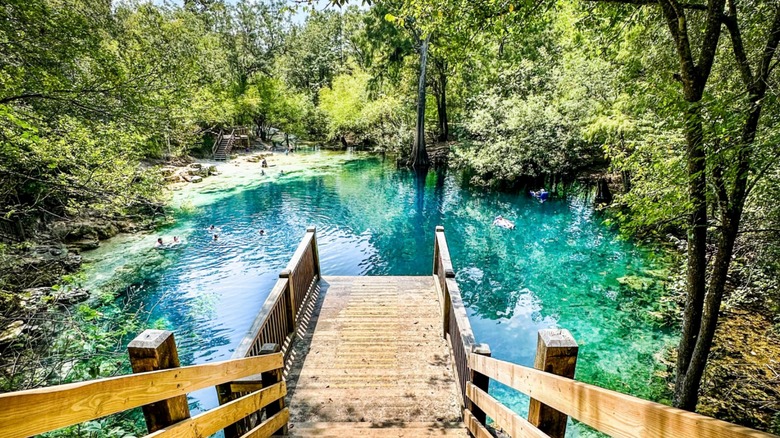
[{"left": 584, "top": 0, "right": 706, "bottom": 10}]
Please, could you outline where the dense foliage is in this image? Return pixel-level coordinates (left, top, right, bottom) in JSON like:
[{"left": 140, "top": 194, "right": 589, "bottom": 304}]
[{"left": 2, "top": 0, "right": 780, "bottom": 434}]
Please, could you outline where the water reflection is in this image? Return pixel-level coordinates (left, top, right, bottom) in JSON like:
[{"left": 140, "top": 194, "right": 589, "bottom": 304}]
[{"left": 86, "top": 152, "right": 674, "bottom": 429}]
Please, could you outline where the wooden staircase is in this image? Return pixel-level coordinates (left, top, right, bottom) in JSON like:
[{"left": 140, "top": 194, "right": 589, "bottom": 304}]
[
  {"left": 286, "top": 422, "right": 469, "bottom": 437},
  {"left": 212, "top": 127, "right": 250, "bottom": 161},
  {"left": 284, "top": 276, "right": 464, "bottom": 435},
  {"left": 213, "top": 133, "right": 232, "bottom": 161}
]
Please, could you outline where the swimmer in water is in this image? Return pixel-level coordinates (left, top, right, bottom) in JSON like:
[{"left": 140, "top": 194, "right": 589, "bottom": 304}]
[
  {"left": 213, "top": 234, "right": 219, "bottom": 241},
  {"left": 155, "top": 237, "right": 164, "bottom": 248},
  {"left": 259, "top": 229, "right": 265, "bottom": 235}
]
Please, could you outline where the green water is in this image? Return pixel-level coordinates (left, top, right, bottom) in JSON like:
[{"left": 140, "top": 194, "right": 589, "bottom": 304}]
[{"left": 83, "top": 151, "right": 675, "bottom": 435}]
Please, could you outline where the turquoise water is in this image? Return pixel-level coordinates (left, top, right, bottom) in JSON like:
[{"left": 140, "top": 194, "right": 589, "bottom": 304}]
[{"left": 83, "top": 151, "right": 675, "bottom": 435}]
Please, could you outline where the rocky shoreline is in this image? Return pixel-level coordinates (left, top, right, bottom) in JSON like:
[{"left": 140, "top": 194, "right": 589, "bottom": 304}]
[{"left": 0, "top": 148, "right": 293, "bottom": 348}]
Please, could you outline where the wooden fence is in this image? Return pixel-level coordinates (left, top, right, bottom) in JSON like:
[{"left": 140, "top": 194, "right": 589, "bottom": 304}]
[
  {"left": 0, "top": 227, "right": 321, "bottom": 438},
  {"left": 0, "top": 331, "right": 287, "bottom": 438},
  {"left": 0, "top": 216, "right": 24, "bottom": 242},
  {"left": 232, "top": 226, "right": 320, "bottom": 361},
  {"left": 433, "top": 226, "right": 778, "bottom": 438}
]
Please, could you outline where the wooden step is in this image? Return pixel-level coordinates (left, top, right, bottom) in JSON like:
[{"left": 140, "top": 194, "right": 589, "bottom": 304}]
[{"left": 285, "top": 421, "right": 469, "bottom": 437}]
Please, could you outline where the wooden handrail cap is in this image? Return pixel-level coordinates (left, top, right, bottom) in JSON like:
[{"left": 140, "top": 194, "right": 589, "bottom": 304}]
[
  {"left": 306, "top": 226, "right": 316, "bottom": 232},
  {"left": 538, "top": 329, "right": 578, "bottom": 349},
  {"left": 279, "top": 269, "right": 291, "bottom": 278},
  {"left": 472, "top": 343, "right": 491, "bottom": 356},
  {"left": 436, "top": 225, "right": 445, "bottom": 232},
  {"left": 444, "top": 268, "right": 455, "bottom": 278},
  {"left": 128, "top": 329, "right": 173, "bottom": 350}
]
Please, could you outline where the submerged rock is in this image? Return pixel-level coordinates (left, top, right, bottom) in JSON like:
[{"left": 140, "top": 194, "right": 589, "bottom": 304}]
[
  {"left": 21, "top": 286, "right": 90, "bottom": 308},
  {"left": 191, "top": 176, "right": 203, "bottom": 183},
  {"left": 69, "top": 239, "right": 99, "bottom": 251},
  {"left": 617, "top": 275, "right": 654, "bottom": 291}
]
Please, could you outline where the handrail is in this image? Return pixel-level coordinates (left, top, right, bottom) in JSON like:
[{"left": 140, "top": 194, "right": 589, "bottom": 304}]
[
  {"left": 225, "top": 128, "right": 237, "bottom": 156},
  {"left": 211, "top": 129, "right": 224, "bottom": 156},
  {"left": 146, "top": 382, "right": 287, "bottom": 438},
  {"left": 468, "top": 353, "right": 778, "bottom": 438},
  {"left": 433, "top": 226, "right": 777, "bottom": 438},
  {"left": 433, "top": 226, "right": 489, "bottom": 413},
  {"left": 0, "top": 354, "right": 284, "bottom": 437},
  {"left": 233, "top": 227, "right": 321, "bottom": 361}
]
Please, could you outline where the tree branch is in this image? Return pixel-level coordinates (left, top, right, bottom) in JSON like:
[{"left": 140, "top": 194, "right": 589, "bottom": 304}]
[
  {"left": 696, "top": 0, "right": 727, "bottom": 84},
  {"left": 584, "top": 0, "right": 707, "bottom": 10},
  {"left": 757, "top": 5, "right": 780, "bottom": 89},
  {"left": 722, "top": 0, "right": 754, "bottom": 87}
]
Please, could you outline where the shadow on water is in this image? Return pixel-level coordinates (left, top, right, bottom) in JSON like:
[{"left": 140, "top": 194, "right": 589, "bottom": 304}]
[{"left": 86, "top": 152, "right": 675, "bottom": 431}]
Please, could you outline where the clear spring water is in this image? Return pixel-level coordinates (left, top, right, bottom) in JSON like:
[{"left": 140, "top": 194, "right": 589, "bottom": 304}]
[{"left": 82, "top": 151, "right": 676, "bottom": 436}]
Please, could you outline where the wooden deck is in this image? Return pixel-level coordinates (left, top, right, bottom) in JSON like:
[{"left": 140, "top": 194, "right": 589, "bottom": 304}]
[{"left": 284, "top": 276, "right": 468, "bottom": 437}]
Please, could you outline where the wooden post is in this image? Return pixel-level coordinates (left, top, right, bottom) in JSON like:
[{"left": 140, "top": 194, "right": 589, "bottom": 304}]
[
  {"left": 280, "top": 269, "right": 296, "bottom": 327},
  {"left": 528, "top": 329, "right": 579, "bottom": 438},
  {"left": 128, "top": 330, "right": 191, "bottom": 433},
  {"left": 307, "top": 226, "right": 320, "bottom": 278},
  {"left": 469, "top": 343, "right": 491, "bottom": 425},
  {"left": 260, "top": 343, "right": 288, "bottom": 436},
  {"left": 216, "top": 383, "right": 241, "bottom": 438}
]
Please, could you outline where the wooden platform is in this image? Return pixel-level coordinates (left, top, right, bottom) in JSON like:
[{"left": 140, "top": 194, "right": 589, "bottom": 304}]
[{"left": 284, "top": 276, "right": 467, "bottom": 436}]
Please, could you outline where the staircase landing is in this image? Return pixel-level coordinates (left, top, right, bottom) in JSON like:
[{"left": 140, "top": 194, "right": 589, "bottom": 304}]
[{"left": 285, "top": 276, "right": 466, "bottom": 436}]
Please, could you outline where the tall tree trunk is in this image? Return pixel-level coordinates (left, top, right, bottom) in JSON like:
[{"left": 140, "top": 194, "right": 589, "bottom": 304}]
[
  {"left": 436, "top": 63, "right": 448, "bottom": 142},
  {"left": 411, "top": 34, "right": 431, "bottom": 169},
  {"left": 673, "top": 100, "right": 709, "bottom": 410},
  {"left": 674, "top": 2, "right": 780, "bottom": 410}
]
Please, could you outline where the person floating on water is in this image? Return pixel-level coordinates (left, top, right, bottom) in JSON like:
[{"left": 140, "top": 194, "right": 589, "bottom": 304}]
[
  {"left": 261, "top": 158, "right": 268, "bottom": 168},
  {"left": 279, "top": 169, "right": 284, "bottom": 176},
  {"left": 155, "top": 237, "right": 164, "bottom": 248},
  {"left": 493, "top": 215, "right": 516, "bottom": 229},
  {"left": 259, "top": 229, "right": 265, "bottom": 235},
  {"left": 530, "top": 188, "right": 549, "bottom": 202},
  {"left": 213, "top": 234, "right": 219, "bottom": 241},
  {"left": 172, "top": 236, "right": 180, "bottom": 245}
]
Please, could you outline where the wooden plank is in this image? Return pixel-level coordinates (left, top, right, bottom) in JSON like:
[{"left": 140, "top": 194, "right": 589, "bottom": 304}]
[
  {"left": 469, "top": 344, "right": 491, "bottom": 425},
  {"left": 232, "top": 278, "right": 289, "bottom": 359},
  {"left": 463, "top": 409, "right": 494, "bottom": 438},
  {"left": 435, "top": 229, "right": 455, "bottom": 276},
  {"left": 0, "top": 354, "right": 283, "bottom": 437},
  {"left": 466, "top": 382, "right": 549, "bottom": 438},
  {"left": 229, "top": 374, "right": 265, "bottom": 393},
  {"left": 468, "top": 354, "right": 778, "bottom": 438},
  {"left": 144, "top": 382, "right": 286, "bottom": 438},
  {"left": 528, "top": 329, "right": 578, "bottom": 438},
  {"left": 260, "top": 344, "right": 288, "bottom": 436},
  {"left": 128, "top": 330, "right": 191, "bottom": 433},
  {"left": 307, "top": 226, "right": 320, "bottom": 278},
  {"left": 241, "top": 408, "right": 289, "bottom": 438}
]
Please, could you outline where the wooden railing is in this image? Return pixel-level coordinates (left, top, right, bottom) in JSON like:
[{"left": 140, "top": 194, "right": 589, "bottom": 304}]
[
  {"left": 467, "top": 353, "right": 777, "bottom": 438},
  {"left": 0, "top": 216, "right": 24, "bottom": 242},
  {"left": 0, "top": 331, "right": 287, "bottom": 438},
  {"left": 433, "top": 225, "right": 491, "bottom": 424},
  {"left": 211, "top": 129, "right": 224, "bottom": 156},
  {"left": 224, "top": 128, "right": 237, "bottom": 156},
  {"left": 433, "top": 226, "right": 778, "bottom": 438},
  {"left": 233, "top": 226, "right": 321, "bottom": 361}
]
